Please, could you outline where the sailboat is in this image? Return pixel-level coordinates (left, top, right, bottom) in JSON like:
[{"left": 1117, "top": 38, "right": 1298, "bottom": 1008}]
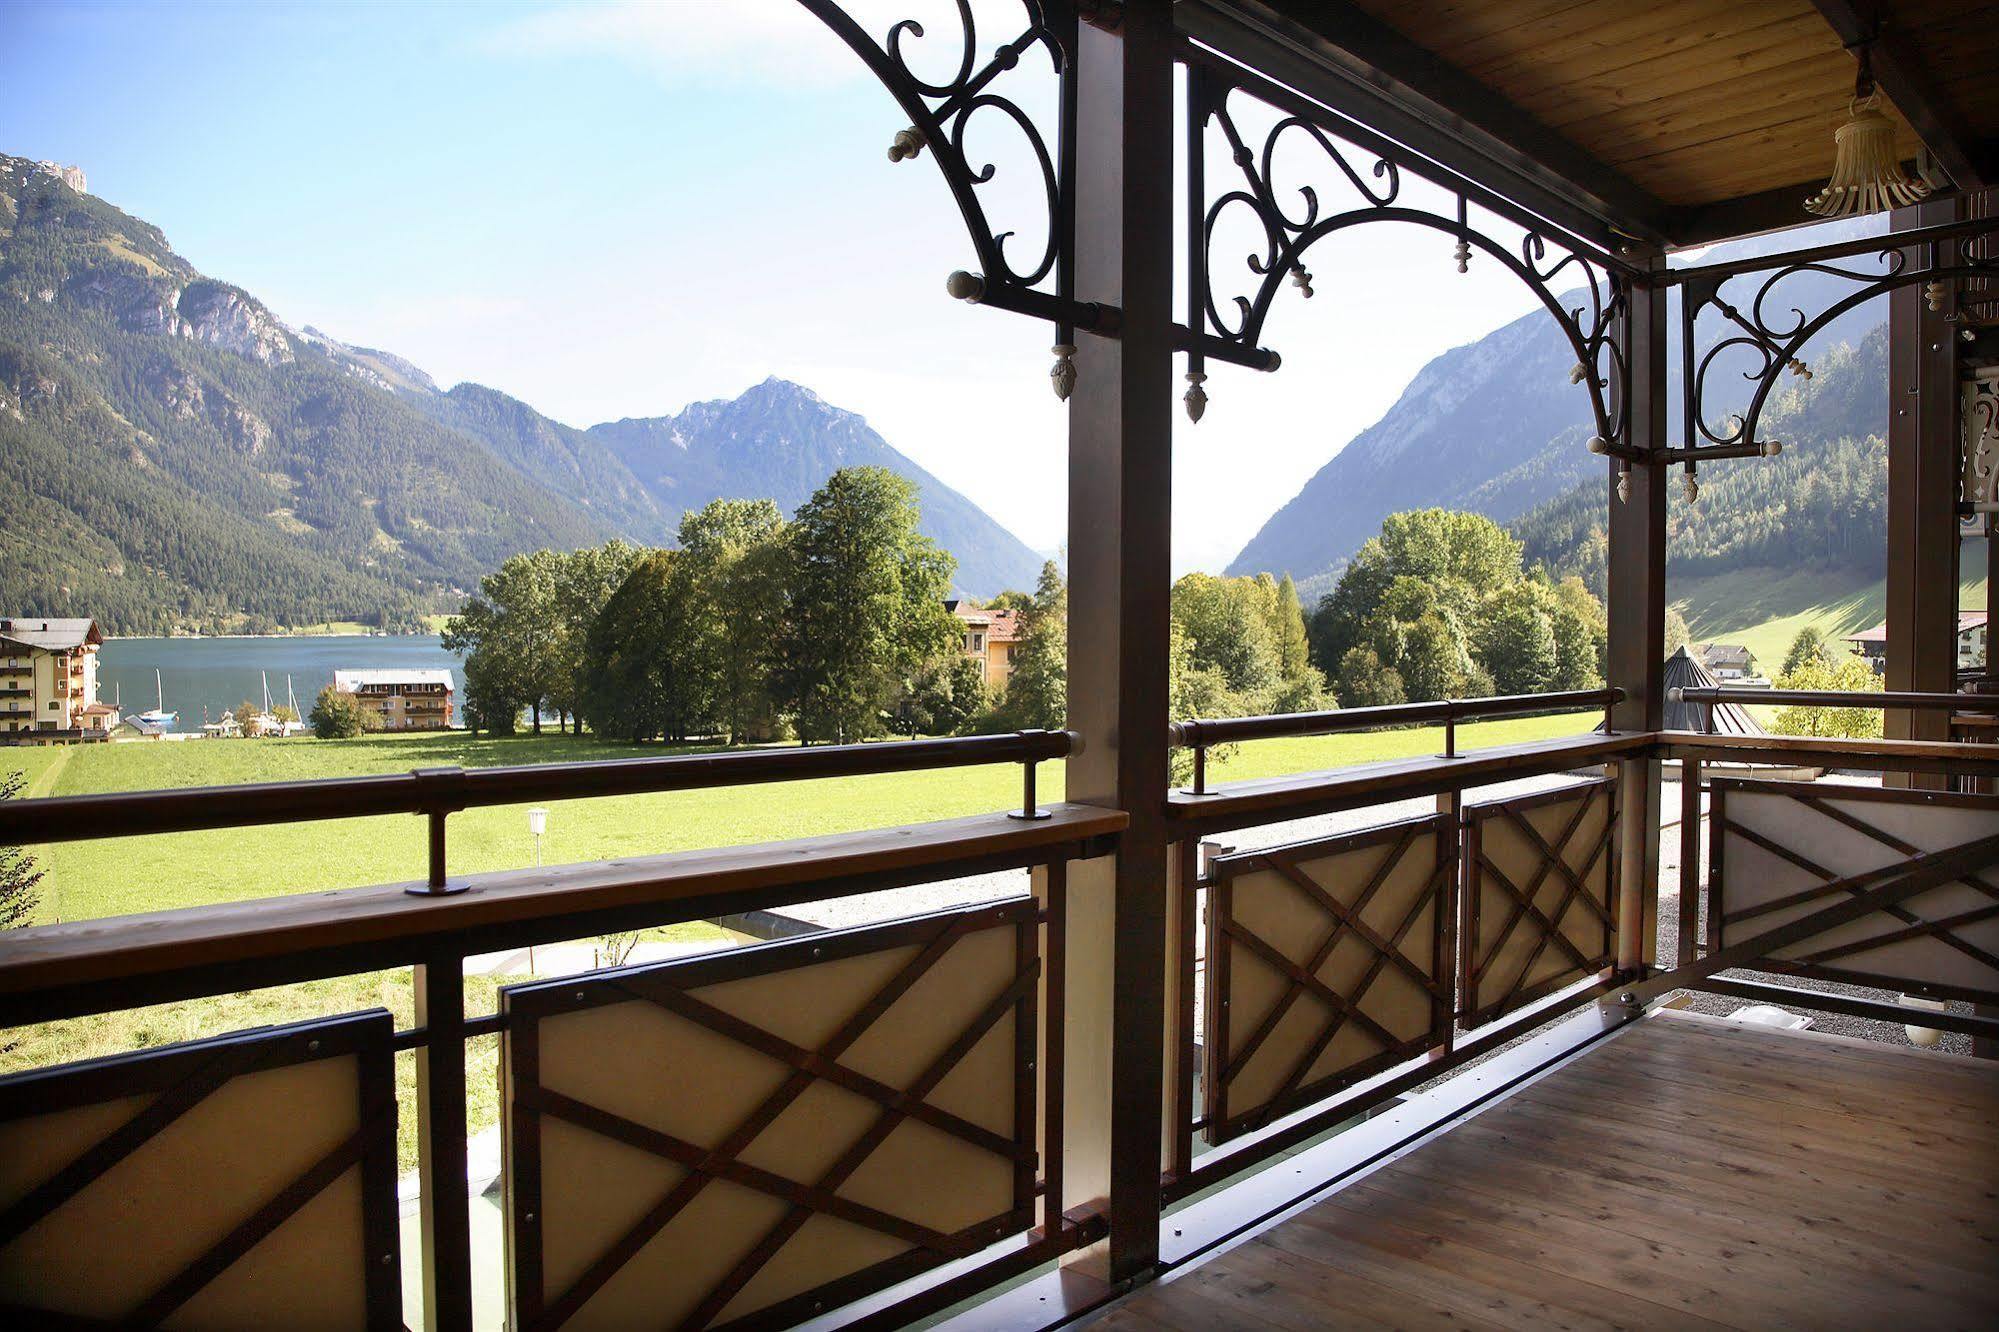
[
  {"left": 280, "top": 674, "right": 308, "bottom": 736},
  {"left": 135, "top": 669, "right": 176, "bottom": 729},
  {"left": 244, "top": 670, "right": 284, "bottom": 738}
]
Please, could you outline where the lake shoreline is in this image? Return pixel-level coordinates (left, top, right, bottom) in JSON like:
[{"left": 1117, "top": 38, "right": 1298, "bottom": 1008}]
[{"left": 98, "top": 635, "right": 460, "bottom": 732}]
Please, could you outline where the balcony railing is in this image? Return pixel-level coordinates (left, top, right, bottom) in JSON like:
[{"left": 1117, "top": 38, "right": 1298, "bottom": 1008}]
[
  {"left": 0, "top": 728, "right": 1108, "bottom": 1330},
  {"left": 2, "top": 706, "right": 1995, "bottom": 1329}
]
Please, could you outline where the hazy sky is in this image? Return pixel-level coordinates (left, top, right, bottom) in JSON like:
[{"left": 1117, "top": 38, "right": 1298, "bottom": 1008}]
[{"left": 4, "top": 0, "right": 1560, "bottom": 573}]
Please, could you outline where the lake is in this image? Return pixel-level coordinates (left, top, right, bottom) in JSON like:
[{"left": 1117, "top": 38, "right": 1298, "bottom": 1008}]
[{"left": 99, "top": 636, "right": 460, "bottom": 731}]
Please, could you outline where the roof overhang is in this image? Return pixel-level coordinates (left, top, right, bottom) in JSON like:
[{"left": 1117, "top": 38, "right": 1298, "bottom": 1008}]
[{"left": 1191, "top": 0, "right": 1999, "bottom": 252}]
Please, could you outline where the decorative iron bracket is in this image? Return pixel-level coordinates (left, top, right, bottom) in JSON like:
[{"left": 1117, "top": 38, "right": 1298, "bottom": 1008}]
[
  {"left": 801, "top": 1, "right": 1116, "bottom": 398},
  {"left": 1673, "top": 216, "right": 1999, "bottom": 500},
  {"left": 1179, "top": 49, "right": 1632, "bottom": 467}
]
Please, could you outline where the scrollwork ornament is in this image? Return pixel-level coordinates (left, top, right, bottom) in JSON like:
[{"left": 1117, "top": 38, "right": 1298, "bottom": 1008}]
[
  {"left": 1187, "top": 74, "right": 1630, "bottom": 457},
  {"left": 1685, "top": 229, "right": 1999, "bottom": 453},
  {"left": 803, "top": 1, "right": 1082, "bottom": 396}
]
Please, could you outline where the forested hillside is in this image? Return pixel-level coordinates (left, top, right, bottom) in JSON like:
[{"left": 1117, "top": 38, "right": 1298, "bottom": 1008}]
[
  {"left": 1229, "top": 218, "right": 1888, "bottom": 594},
  {"left": 0, "top": 155, "right": 1041, "bottom": 631},
  {"left": 1512, "top": 325, "right": 1889, "bottom": 590}
]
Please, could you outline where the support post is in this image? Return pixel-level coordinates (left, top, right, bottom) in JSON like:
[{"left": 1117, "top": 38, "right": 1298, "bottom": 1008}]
[
  {"left": 1607, "top": 261, "right": 1669, "bottom": 974},
  {"left": 1062, "top": 0, "right": 1176, "bottom": 1290},
  {"left": 1678, "top": 757, "right": 1702, "bottom": 968},
  {"left": 1887, "top": 198, "right": 1964, "bottom": 789},
  {"left": 414, "top": 953, "right": 471, "bottom": 1331}
]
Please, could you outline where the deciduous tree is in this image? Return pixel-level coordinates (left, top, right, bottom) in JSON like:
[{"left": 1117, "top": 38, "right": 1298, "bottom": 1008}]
[
  {"left": 308, "top": 685, "right": 372, "bottom": 739},
  {"left": 777, "top": 468, "right": 957, "bottom": 743},
  {"left": 677, "top": 500, "right": 788, "bottom": 744}
]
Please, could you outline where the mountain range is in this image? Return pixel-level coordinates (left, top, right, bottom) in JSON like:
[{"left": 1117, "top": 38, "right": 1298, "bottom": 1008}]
[
  {"left": 0, "top": 154, "right": 1042, "bottom": 634},
  {"left": 1227, "top": 220, "right": 1891, "bottom": 596}
]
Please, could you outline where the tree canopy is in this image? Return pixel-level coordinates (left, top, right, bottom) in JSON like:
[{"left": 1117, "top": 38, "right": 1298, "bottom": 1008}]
[{"left": 1309, "top": 509, "right": 1606, "bottom": 706}]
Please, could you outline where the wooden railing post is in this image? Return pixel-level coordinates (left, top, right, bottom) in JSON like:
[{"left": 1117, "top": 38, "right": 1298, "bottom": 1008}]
[
  {"left": 413, "top": 951, "right": 472, "bottom": 1332},
  {"left": 1678, "top": 757, "right": 1702, "bottom": 967},
  {"left": 1886, "top": 196, "right": 1963, "bottom": 790},
  {"left": 1063, "top": 0, "right": 1177, "bottom": 1289},
  {"left": 1608, "top": 256, "right": 1668, "bottom": 975}
]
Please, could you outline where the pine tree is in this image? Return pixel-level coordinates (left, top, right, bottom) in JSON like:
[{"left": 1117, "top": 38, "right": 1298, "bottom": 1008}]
[{"left": 1, "top": 772, "right": 45, "bottom": 932}]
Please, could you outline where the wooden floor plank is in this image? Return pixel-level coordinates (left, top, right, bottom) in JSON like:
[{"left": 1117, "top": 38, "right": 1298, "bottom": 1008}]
[
  {"left": 1200, "top": 1240, "right": 1509, "bottom": 1332},
  {"left": 1513, "top": 1077, "right": 1983, "bottom": 1196},
  {"left": 1543, "top": 1059, "right": 1998, "bottom": 1156},
  {"left": 1288, "top": 1201, "right": 1737, "bottom": 1331},
  {"left": 1326, "top": 1178, "right": 1791, "bottom": 1330},
  {"left": 1102, "top": 1016, "right": 1999, "bottom": 1329},
  {"left": 1449, "top": 1106, "right": 1996, "bottom": 1246},
  {"left": 1389, "top": 1133, "right": 1999, "bottom": 1309},
  {"left": 1252, "top": 1210, "right": 1652, "bottom": 1332},
  {"left": 1147, "top": 1246, "right": 1403, "bottom": 1332},
  {"left": 1566, "top": 1040, "right": 1999, "bottom": 1130},
  {"left": 1622, "top": 1020, "right": 1999, "bottom": 1105}
]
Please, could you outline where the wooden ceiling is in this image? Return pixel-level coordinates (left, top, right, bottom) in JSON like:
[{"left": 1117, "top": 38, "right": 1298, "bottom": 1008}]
[{"left": 1244, "top": 0, "right": 1999, "bottom": 245}]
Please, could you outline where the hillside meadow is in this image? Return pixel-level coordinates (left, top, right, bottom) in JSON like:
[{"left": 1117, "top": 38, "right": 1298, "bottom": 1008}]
[{"left": 1673, "top": 558, "right": 1987, "bottom": 678}]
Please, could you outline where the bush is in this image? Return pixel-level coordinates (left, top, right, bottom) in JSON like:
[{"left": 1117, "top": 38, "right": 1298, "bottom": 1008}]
[
  {"left": 1772, "top": 654, "right": 1882, "bottom": 738},
  {"left": 308, "top": 686, "right": 373, "bottom": 739}
]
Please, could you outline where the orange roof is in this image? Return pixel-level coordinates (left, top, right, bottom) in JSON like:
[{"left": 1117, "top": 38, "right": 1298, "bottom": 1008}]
[{"left": 951, "top": 603, "right": 1023, "bottom": 644}]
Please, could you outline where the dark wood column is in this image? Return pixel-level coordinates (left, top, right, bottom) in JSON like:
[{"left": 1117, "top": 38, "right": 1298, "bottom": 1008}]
[
  {"left": 1607, "top": 260, "right": 1668, "bottom": 971},
  {"left": 1063, "top": 0, "right": 1176, "bottom": 1287},
  {"left": 1887, "top": 198, "right": 1964, "bottom": 776}
]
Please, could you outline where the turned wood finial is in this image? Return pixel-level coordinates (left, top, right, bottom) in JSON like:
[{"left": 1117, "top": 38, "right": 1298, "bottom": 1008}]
[{"left": 1050, "top": 344, "right": 1077, "bottom": 401}]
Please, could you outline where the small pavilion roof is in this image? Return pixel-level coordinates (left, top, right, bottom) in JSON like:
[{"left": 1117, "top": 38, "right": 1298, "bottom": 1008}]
[{"left": 1663, "top": 645, "right": 1765, "bottom": 736}]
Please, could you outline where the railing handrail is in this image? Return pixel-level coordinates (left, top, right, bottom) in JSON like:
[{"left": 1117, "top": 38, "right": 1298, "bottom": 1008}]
[
  {"left": 0, "top": 728, "right": 1076, "bottom": 846},
  {"left": 1169, "top": 688, "right": 1623, "bottom": 748},
  {"left": 0, "top": 801, "right": 1126, "bottom": 1029},
  {"left": 1671, "top": 685, "right": 1999, "bottom": 712}
]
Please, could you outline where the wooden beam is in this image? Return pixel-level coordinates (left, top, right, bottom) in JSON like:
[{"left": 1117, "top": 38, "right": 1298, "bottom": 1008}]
[
  {"left": 1808, "top": 0, "right": 1993, "bottom": 190},
  {"left": 1065, "top": 0, "right": 1178, "bottom": 1289},
  {"left": 1178, "top": 0, "right": 1676, "bottom": 250},
  {"left": 1607, "top": 260, "right": 1670, "bottom": 971},
  {"left": 1885, "top": 197, "right": 1963, "bottom": 784}
]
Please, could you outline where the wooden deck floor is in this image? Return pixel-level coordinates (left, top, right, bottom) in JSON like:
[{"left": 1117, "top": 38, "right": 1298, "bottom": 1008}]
[{"left": 1099, "top": 1011, "right": 1999, "bottom": 1331}]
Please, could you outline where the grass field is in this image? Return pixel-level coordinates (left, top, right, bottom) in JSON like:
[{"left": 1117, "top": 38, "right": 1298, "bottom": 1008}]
[
  {"left": 6, "top": 712, "right": 1595, "bottom": 925},
  {"left": 0, "top": 712, "right": 1593, "bottom": 1169},
  {"left": 1673, "top": 558, "right": 1987, "bottom": 676}
]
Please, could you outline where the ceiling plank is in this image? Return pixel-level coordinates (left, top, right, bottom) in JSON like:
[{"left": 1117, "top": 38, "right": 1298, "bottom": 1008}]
[
  {"left": 1808, "top": 0, "right": 1992, "bottom": 188},
  {"left": 1215, "top": 0, "right": 1679, "bottom": 246}
]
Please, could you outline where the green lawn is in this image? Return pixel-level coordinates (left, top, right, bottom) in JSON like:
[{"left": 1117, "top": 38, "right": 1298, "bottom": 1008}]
[
  {"left": 1673, "top": 555, "right": 1987, "bottom": 676},
  {"left": 9, "top": 713, "right": 1596, "bottom": 925},
  {"left": 0, "top": 711, "right": 1594, "bottom": 1170}
]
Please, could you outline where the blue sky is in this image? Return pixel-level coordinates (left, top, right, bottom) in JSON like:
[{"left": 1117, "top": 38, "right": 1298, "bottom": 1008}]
[{"left": 3, "top": 0, "right": 1553, "bottom": 572}]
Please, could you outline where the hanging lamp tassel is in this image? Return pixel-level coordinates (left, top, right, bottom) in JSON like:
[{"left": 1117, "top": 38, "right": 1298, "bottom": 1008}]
[{"left": 1805, "top": 45, "right": 1931, "bottom": 219}]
